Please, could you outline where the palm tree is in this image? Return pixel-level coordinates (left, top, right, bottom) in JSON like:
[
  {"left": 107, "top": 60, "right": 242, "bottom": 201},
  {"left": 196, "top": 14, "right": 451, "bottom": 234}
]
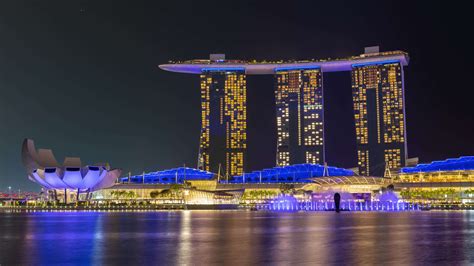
[
  {"left": 150, "top": 191, "right": 159, "bottom": 198},
  {"left": 279, "top": 184, "right": 295, "bottom": 195},
  {"left": 170, "top": 184, "right": 181, "bottom": 197}
]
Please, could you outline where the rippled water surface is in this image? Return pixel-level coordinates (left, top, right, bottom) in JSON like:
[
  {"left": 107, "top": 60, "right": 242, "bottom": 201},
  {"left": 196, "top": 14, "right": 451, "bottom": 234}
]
[{"left": 1, "top": 211, "right": 474, "bottom": 265}]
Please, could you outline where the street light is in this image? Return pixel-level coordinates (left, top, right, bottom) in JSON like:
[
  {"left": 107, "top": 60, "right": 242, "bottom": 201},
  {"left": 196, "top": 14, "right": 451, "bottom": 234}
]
[{"left": 8, "top": 186, "right": 12, "bottom": 206}]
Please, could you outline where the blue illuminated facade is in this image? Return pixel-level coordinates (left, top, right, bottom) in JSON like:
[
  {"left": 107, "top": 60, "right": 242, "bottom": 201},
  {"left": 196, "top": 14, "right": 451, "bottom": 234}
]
[
  {"left": 274, "top": 66, "right": 320, "bottom": 72},
  {"left": 351, "top": 60, "right": 400, "bottom": 68},
  {"left": 120, "top": 167, "right": 214, "bottom": 184},
  {"left": 120, "top": 164, "right": 355, "bottom": 184},
  {"left": 201, "top": 67, "right": 246, "bottom": 72},
  {"left": 229, "top": 164, "right": 354, "bottom": 183},
  {"left": 401, "top": 156, "right": 474, "bottom": 173}
]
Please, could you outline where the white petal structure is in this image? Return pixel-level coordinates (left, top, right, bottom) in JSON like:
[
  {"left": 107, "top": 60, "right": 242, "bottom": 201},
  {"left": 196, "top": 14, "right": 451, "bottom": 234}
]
[
  {"left": 22, "top": 139, "right": 122, "bottom": 192},
  {"left": 31, "top": 170, "right": 52, "bottom": 189}
]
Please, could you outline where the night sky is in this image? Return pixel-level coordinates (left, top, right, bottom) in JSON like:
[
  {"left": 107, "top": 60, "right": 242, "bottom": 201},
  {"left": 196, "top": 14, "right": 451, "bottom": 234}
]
[{"left": 1, "top": 0, "right": 472, "bottom": 191}]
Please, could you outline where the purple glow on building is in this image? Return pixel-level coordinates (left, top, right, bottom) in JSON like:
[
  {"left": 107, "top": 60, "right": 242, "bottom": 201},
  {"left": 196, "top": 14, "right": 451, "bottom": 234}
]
[{"left": 159, "top": 52, "right": 409, "bottom": 75}]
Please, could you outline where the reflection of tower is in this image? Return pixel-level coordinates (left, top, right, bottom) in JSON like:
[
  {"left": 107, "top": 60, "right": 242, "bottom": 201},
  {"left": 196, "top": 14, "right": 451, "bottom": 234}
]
[
  {"left": 275, "top": 67, "right": 324, "bottom": 166},
  {"left": 198, "top": 68, "right": 247, "bottom": 176},
  {"left": 351, "top": 60, "right": 407, "bottom": 176}
]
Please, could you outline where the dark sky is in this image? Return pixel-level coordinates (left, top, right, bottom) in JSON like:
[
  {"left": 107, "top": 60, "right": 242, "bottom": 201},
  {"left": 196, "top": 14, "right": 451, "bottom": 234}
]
[{"left": 1, "top": 0, "right": 473, "bottom": 191}]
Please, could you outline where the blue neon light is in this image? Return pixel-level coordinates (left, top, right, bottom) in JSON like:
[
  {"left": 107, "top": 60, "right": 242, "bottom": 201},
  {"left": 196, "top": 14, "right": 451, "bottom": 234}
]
[
  {"left": 352, "top": 60, "right": 400, "bottom": 68},
  {"left": 201, "top": 67, "right": 245, "bottom": 72},
  {"left": 229, "top": 163, "right": 354, "bottom": 184},
  {"left": 120, "top": 167, "right": 214, "bottom": 184},
  {"left": 401, "top": 156, "right": 474, "bottom": 173},
  {"left": 274, "top": 66, "right": 320, "bottom": 72},
  {"left": 120, "top": 164, "right": 354, "bottom": 185}
]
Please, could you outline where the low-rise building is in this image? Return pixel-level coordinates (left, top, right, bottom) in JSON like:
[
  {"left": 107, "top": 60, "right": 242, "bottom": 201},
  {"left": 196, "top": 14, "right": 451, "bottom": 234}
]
[{"left": 395, "top": 156, "right": 474, "bottom": 203}]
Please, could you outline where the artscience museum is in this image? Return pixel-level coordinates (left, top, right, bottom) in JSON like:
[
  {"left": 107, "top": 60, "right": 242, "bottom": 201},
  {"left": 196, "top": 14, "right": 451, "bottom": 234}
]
[{"left": 21, "top": 139, "right": 122, "bottom": 202}]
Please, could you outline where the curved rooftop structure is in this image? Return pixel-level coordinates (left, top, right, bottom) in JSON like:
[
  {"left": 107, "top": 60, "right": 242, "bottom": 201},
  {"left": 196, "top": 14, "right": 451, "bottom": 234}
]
[
  {"left": 159, "top": 50, "right": 409, "bottom": 75},
  {"left": 230, "top": 163, "right": 354, "bottom": 183},
  {"left": 22, "top": 139, "right": 122, "bottom": 191},
  {"left": 120, "top": 167, "right": 214, "bottom": 184},
  {"left": 401, "top": 156, "right": 474, "bottom": 174},
  {"left": 118, "top": 164, "right": 354, "bottom": 184},
  {"left": 309, "top": 176, "right": 392, "bottom": 186}
]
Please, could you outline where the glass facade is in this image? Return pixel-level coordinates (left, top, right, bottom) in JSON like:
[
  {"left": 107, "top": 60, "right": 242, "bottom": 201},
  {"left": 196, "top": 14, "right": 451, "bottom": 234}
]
[
  {"left": 198, "top": 69, "right": 247, "bottom": 176},
  {"left": 352, "top": 62, "right": 406, "bottom": 176},
  {"left": 275, "top": 68, "right": 324, "bottom": 167}
]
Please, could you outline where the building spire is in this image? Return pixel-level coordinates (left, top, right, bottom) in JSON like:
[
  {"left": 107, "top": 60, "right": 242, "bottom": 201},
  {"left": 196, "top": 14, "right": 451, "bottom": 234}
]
[
  {"left": 323, "top": 162, "right": 329, "bottom": 177},
  {"left": 384, "top": 161, "right": 392, "bottom": 178}
]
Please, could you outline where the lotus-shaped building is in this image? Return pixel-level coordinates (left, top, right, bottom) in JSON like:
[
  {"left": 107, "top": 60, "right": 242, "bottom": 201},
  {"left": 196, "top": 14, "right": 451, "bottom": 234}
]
[{"left": 22, "top": 139, "right": 121, "bottom": 192}]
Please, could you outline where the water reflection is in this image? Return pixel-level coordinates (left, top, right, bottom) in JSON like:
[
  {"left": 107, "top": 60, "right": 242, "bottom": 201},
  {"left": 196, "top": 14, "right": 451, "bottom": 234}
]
[
  {"left": 1, "top": 211, "right": 474, "bottom": 264},
  {"left": 178, "top": 211, "right": 191, "bottom": 265}
]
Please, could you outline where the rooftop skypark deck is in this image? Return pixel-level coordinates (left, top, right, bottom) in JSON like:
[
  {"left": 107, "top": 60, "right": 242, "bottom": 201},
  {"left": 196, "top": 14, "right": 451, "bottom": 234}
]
[{"left": 159, "top": 50, "right": 409, "bottom": 75}]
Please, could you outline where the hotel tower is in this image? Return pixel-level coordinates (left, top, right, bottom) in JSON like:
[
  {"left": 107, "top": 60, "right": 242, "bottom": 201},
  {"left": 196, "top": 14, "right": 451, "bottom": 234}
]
[
  {"left": 351, "top": 59, "right": 407, "bottom": 176},
  {"left": 159, "top": 47, "right": 409, "bottom": 177},
  {"left": 275, "top": 67, "right": 324, "bottom": 166},
  {"left": 197, "top": 57, "right": 247, "bottom": 176}
]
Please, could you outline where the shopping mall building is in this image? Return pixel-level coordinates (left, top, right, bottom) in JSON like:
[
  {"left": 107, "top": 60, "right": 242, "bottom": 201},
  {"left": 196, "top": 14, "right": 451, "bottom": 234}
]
[
  {"left": 21, "top": 138, "right": 474, "bottom": 207},
  {"left": 395, "top": 156, "right": 474, "bottom": 204}
]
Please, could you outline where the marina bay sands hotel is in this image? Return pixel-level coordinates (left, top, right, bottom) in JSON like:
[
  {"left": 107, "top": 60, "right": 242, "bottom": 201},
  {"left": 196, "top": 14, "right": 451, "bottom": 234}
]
[{"left": 159, "top": 47, "right": 409, "bottom": 177}]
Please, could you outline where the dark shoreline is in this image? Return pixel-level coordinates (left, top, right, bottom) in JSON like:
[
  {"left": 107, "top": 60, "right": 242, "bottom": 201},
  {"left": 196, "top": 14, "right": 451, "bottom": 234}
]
[
  {"left": 2, "top": 204, "right": 474, "bottom": 212},
  {"left": 0, "top": 204, "right": 241, "bottom": 212}
]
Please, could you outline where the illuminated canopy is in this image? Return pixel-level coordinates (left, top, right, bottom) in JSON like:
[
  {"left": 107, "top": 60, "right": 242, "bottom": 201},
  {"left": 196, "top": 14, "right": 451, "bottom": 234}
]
[
  {"left": 230, "top": 164, "right": 354, "bottom": 183},
  {"left": 119, "top": 164, "right": 355, "bottom": 184},
  {"left": 21, "top": 139, "right": 121, "bottom": 191},
  {"left": 120, "top": 167, "right": 214, "bottom": 184},
  {"left": 309, "top": 176, "right": 392, "bottom": 186},
  {"left": 401, "top": 156, "right": 474, "bottom": 173}
]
